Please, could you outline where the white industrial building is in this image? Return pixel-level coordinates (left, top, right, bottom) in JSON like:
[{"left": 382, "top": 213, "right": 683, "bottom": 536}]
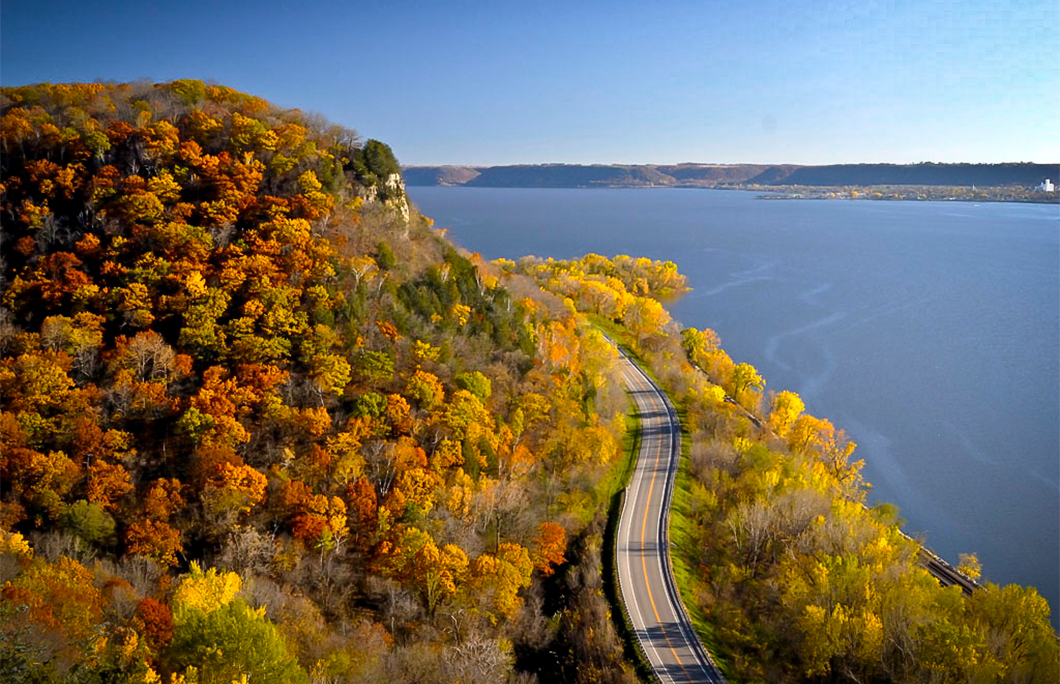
[{"left": 1037, "top": 178, "right": 1055, "bottom": 192}]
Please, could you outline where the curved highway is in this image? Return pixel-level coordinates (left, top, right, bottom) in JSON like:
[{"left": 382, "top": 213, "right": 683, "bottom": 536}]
[{"left": 615, "top": 346, "right": 726, "bottom": 683}]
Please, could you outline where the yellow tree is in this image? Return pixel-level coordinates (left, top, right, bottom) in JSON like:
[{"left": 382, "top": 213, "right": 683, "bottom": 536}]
[
  {"left": 202, "top": 461, "right": 267, "bottom": 515},
  {"left": 0, "top": 555, "right": 104, "bottom": 663},
  {"left": 621, "top": 296, "right": 670, "bottom": 339},
  {"left": 444, "top": 389, "right": 491, "bottom": 440},
  {"left": 732, "top": 362, "right": 765, "bottom": 397},
  {"left": 966, "top": 583, "right": 1060, "bottom": 679},
  {"left": 382, "top": 526, "right": 469, "bottom": 614},
  {"left": 788, "top": 415, "right": 860, "bottom": 487},
  {"left": 387, "top": 467, "right": 439, "bottom": 517},
  {"left": 406, "top": 369, "right": 445, "bottom": 409},
  {"left": 170, "top": 561, "right": 242, "bottom": 621},
  {"left": 468, "top": 542, "right": 533, "bottom": 618},
  {"left": 769, "top": 390, "right": 805, "bottom": 437}
]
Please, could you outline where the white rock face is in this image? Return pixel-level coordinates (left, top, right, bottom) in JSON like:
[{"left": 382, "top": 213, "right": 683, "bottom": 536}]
[
  {"left": 361, "top": 173, "right": 410, "bottom": 222},
  {"left": 385, "top": 173, "right": 411, "bottom": 223}
]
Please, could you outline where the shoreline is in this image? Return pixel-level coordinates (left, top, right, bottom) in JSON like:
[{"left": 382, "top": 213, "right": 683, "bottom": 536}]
[{"left": 409, "top": 183, "right": 1060, "bottom": 204}]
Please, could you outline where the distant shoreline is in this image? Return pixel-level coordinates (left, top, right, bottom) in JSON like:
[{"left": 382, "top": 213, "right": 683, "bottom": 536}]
[
  {"left": 402, "top": 162, "right": 1060, "bottom": 204},
  {"left": 752, "top": 185, "right": 1059, "bottom": 204},
  {"left": 407, "top": 179, "right": 1060, "bottom": 205}
]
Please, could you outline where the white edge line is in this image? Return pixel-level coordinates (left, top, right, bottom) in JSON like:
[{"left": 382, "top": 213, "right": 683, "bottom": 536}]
[
  {"left": 618, "top": 361, "right": 674, "bottom": 684},
  {"left": 624, "top": 350, "right": 722, "bottom": 681}
]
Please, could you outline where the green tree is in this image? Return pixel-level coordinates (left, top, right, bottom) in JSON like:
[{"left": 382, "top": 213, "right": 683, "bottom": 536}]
[
  {"left": 349, "top": 139, "right": 402, "bottom": 196},
  {"left": 353, "top": 350, "right": 394, "bottom": 384},
  {"left": 375, "top": 241, "right": 397, "bottom": 270},
  {"left": 361, "top": 139, "right": 400, "bottom": 178},
  {"left": 350, "top": 391, "right": 387, "bottom": 419},
  {"left": 455, "top": 371, "right": 492, "bottom": 402},
  {"left": 166, "top": 598, "right": 308, "bottom": 684},
  {"left": 60, "top": 500, "right": 115, "bottom": 545}
]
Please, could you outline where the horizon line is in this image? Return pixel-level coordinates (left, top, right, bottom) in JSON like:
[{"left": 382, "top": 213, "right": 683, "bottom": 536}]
[{"left": 401, "top": 160, "right": 1060, "bottom": 168}]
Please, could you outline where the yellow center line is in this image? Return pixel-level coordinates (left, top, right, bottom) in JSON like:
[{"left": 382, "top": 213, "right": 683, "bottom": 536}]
[{"left": 638, "top": 389, "right": 694, "bottom": 680}]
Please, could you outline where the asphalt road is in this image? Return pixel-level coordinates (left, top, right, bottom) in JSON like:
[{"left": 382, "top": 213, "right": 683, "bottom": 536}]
[{"left": 615, "top": 347, "right": 726, "bottom": 684}]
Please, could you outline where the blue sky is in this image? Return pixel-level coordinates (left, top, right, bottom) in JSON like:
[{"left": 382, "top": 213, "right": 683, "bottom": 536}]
[{"left": 2, "top": 0, "right": 1056, "bottom": 165}]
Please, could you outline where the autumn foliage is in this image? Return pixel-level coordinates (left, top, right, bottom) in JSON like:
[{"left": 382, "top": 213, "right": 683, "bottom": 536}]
[
  {"left": 3, "top": 79, "right": 1051, "bottom": 684},
  {"left": 538, "top": 273, "right": 1059, "bottom": 683},
  {"left": 0, "top": 81, "right": 634, "bottom": 683}
]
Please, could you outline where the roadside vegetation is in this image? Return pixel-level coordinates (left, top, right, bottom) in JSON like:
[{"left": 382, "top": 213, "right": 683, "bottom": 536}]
[{"left": 518, "top": 258, "right": 1059, "bottom": 683}]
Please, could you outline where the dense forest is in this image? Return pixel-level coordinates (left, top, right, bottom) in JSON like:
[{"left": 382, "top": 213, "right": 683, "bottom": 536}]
[
  {"left": 0, "top": 81, "right": 1056, "bottom": 684},
  {"left": 0, "top": 80, "right": 692, "bottom": 684}
]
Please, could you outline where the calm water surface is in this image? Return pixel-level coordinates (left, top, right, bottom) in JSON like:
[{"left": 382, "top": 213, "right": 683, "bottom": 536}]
[{"left": 409, "top": 187, "right": 1060, "bottom": 620}]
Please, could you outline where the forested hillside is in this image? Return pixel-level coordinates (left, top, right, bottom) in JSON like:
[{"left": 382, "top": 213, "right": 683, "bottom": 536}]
[
  {"left": 1, "top": 81, "right": 1056, "bottom": 684},
  {"left": 0, "top": 81, "right": 690, "bottom": 684}
]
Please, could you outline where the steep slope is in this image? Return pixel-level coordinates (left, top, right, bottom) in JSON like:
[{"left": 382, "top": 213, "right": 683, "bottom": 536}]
[
  {"left": 655, "top": 163, "right": 774, "bottom": 184},
  {"left": 0, "top": 81, "right": 651, "bottom": 684}
]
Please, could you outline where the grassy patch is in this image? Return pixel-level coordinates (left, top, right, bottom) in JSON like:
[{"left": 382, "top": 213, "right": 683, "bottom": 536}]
[
  {"left": 668, "top": 416, "right": 735, "bottom": 679},
  {"left": 586, "top": 313, "right": 628, "bottom": 345},
  {"left": 596, "top": 405, "right": 641, "bottom": 506}
]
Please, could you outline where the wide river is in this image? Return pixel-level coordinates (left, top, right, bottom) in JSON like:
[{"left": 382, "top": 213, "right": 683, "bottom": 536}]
[{"left": 408, "top": 186, "right": 1060, "bottom": 619}]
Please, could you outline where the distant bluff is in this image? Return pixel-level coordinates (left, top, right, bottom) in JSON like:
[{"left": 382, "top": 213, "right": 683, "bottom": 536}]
[{"left": 403, "top": 162, "right": 1060, "bottom": 188}]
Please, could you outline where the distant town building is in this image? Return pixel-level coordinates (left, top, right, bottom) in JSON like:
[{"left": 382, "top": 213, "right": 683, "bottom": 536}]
[{"left": 1037, "top": 178, "right": 1055, "bottom": 192}]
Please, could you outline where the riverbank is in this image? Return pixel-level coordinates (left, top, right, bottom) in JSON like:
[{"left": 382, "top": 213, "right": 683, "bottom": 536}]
[{"left": 753, "top": 184, "right": 1059, "bottom": 204}]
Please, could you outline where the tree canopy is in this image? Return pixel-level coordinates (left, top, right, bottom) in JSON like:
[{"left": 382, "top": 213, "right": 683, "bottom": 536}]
[{"left": 0, "top": 81, "right": 640, "bottom": 684}]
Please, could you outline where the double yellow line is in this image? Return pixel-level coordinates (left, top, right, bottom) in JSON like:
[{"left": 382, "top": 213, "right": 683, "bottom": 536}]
[{"left": 634, "top": 377, "right": 695, "bottom": 682}]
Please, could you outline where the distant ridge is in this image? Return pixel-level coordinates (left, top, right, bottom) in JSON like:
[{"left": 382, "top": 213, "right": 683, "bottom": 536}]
[
  {"left": 403, "top": 162, "right": 1059, "bottom": 188},
  {"left": 402, "top": 165, "right": 482, "bottom": 186}
]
